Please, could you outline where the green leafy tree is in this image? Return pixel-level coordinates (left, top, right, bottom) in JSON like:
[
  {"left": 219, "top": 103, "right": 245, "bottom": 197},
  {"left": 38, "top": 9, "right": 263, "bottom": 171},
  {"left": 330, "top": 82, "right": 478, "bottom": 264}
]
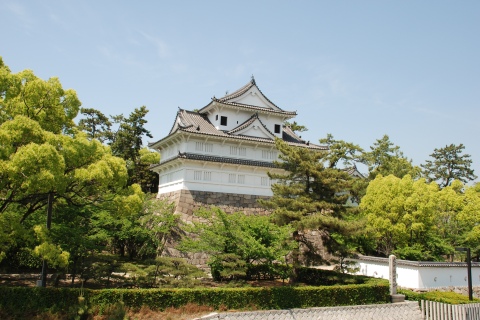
[
  {"left": 360, "top": 175, "right": 437, "bottom": 257},
  {"left": 361, "top": 175, "right": 480, "bottom": 260},
  {"left": 0, "top": 57, "right": 81, "bottom": 134},
  {"left": 421, "top": 143, "right": 477, "bottom": 188},
  {"left": 0, "top": 116, "right": 128, "bottom": 221},
  {"left": 179, "top": 207, "right": 295, "bottom": 281},
  {"left": 260, "top": 138, "right": 359, "bottom": 273},
  {"left": 361, "top": 135, "right": 420, "bottom": 180}
]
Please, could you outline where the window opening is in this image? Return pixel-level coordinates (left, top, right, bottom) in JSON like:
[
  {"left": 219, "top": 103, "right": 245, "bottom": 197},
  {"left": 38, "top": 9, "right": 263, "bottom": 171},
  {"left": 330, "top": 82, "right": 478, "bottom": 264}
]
[
  {"left": 274, "top": 124, "right": 281, "bottom": 134},
  {"left": 220, "top": 116, "right": 227, "bottom": 126}
]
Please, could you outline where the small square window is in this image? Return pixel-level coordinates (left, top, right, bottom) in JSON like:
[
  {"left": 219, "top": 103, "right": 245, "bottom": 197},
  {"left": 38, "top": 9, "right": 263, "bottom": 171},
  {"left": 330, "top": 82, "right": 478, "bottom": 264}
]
[
  {"left": 274, "top": 124, "right": 281, "bottom": 134},
  {"left": 220, "top": 116, "right": 228, "bottom": 126}
]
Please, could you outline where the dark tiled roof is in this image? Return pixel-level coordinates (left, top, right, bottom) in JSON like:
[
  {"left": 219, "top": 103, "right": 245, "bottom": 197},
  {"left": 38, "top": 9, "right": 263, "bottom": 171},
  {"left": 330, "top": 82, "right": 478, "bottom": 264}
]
[
  {"left": 197, "top": 78, "right": 296, "bottom": 117},
  {"left": 151, "top": 152, "right": 277, "bottom": 169},
  {"left": 282, "top": 125, "right": 304, "bottom": 144},
  {"left": 149, "top": 109, "right": 327, "bottom": 150},
  {"left": 215, "top": 77, "right": 282, "bottom": 112},
  {"left": 227, "top": 113, "right": 276, "bottom": 138},
  {"left": 208, "top": 99, "right": 297, "bottom": 117}
]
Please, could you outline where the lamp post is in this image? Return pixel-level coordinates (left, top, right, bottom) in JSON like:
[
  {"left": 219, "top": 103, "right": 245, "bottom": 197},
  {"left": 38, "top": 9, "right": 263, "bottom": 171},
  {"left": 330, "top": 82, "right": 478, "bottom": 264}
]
[{"left": 455, "top": 247, "right": 473, "bottom": 301}]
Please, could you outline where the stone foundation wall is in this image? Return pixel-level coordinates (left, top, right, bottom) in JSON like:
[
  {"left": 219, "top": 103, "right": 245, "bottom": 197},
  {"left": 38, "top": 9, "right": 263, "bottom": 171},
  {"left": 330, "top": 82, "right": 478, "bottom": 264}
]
[{"left": 157, "top": 189, "right": 271, "bottom": 221}]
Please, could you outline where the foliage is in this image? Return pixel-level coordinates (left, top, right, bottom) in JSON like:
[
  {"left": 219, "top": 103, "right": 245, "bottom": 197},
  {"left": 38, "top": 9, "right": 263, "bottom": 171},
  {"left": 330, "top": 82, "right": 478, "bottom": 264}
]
[
  {"left": 421, "top": 143, "right": 477, "bottom": 188},
  {"left": 78, "top": 107, "right": 112, "bottom": 143},
  {"left": 107, "top": 106, "right": 158, "bottom": 193},
  {"left": 399, "top": 289, "right": 480, "bottom": 304},
  {"left": 319, "top": 133, "right": 364, "bottom": 169},
  {"left": 360, "top": 175, "right": 480, "bottom": 259},
  {"left": 361, "top": 135, "right": 421, "bottom": 180},
  {"left": 295, "top": 267, "right": 376, "bottom": 286},
  {"left": 0, "top": 115, "right": 128, "bottom": 222},
  {"left": 0, "top": 279, "right": 389, "bottom": 317},
  {"left": 0, "top": 57, "right": 81, "bottom": 134},
  {"left": 78, "top": 106, "right": 159, "bottom": 193},
  {"left": 284, "top": 120, "right": 308, "bottom": 132},
  {"left": 179, "top": 207, "right": 295, "bottom": 281},
  {"left": 260, "top": 138, "right": 360, "bottom": 268}
]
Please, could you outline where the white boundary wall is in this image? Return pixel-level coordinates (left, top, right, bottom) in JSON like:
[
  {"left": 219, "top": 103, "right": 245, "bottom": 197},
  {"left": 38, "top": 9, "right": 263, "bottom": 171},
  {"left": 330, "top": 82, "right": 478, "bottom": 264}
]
[{"left": 351, "top": 256, "right": 480, "bottom": 289}]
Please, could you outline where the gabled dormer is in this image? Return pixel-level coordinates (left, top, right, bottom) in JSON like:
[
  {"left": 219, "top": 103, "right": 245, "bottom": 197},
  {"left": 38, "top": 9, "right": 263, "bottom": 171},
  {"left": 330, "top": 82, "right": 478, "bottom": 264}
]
[{"left": 228, "top": 113, "right": 277, "bottom": 139}]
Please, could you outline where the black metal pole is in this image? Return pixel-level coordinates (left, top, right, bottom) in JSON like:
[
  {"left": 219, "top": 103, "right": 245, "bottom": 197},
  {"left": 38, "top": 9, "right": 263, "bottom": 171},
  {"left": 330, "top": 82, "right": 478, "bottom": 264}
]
[
  {"left": 40, "top": 192, "right": 53, "bottom": 288},
  {"left": 467, "top": 247, "right": 473, "bottom": 301}
]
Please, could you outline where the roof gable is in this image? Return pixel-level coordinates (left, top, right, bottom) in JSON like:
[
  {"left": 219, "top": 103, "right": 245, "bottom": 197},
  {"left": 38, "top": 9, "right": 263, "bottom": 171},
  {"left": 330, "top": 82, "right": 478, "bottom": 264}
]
[
  {"left": 220, "top": 79, "right": 281, "bottom": 111},
  {"left": 198, "top": 78, "right": 296, "bottom": 117},
  {"left": 228, "top": 114, "right": 276, "bottom": 139}
]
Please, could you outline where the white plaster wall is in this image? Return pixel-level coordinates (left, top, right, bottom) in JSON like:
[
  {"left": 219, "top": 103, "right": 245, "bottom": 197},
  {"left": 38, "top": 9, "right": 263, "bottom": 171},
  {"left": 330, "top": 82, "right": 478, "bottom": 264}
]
[
  {"left": 418, "top": 267, "right": 480, "bottom": 289},
  {"left": 397, "top": 266, "right": 420, "bottom": 289},
  {"left": 355, "top": 260, "right": 390, "bottom": 279},
  {"left": 180, "top": 138, "right": 278, "bottom": 162},
  {"left": 157, "top": 159, "right": 276, "bottom": 196},
  {"left": 352, "top": 258, "right": 480, "bottom": 289}
]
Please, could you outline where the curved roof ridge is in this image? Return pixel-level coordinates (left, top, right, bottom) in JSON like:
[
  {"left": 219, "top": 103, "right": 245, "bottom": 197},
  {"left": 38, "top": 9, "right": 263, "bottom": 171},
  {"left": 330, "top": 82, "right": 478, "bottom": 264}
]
[
  {"left": 217, "top": 79, "right": 255, "bottom": 102},
  {"left": 217, "top": 79, "right": 283, "bottom": 111},
  {"left": 253, "top": 81, "right": 283, "bottom": 111},
  {"left": 210, "top": 100, "right": 296, "bottom": 116},
  {"left": 227, "top": 113, "right": 277, "bottom": 138},
  {"left": 282, "top": 125, "right": 303, "bottom": 141},
  {"left": 227, "top": 113, "right": 259, "bottom": 134}
]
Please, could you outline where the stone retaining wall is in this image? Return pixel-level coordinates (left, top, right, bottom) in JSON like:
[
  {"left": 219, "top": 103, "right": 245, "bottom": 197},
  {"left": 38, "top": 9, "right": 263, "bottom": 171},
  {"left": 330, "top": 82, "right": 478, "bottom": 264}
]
[{"left": 157, "top": 190, "right": 271, "bottom": 220}]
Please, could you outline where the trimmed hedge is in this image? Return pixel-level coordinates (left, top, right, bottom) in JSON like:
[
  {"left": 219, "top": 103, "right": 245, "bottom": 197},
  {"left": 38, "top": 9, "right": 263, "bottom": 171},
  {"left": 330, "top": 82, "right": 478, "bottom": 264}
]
[
  {"left": 296, "top": 267, "right": 372, "bottom": 286},
  {"left": 399, "top": 289, "right": 480, "bottom": 304},
  {"left": 0, "top": 279, "right": 389, "bottom": 316}
]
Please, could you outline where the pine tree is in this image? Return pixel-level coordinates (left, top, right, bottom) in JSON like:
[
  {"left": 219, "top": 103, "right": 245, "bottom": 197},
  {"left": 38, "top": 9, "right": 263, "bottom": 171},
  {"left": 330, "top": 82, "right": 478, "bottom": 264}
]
[
  {"left": 421, "top": 143, "right": 477, "bottom": 188},
  {"left": 260, "top": 139, "right": 359, "bottom": 276}
]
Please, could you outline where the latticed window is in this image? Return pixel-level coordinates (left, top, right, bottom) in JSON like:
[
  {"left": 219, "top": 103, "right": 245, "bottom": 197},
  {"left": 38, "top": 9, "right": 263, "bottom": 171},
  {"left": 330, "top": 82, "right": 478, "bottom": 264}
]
[
  {"left": 238, "top": 147, "right": 246, "bottom": 156},
  {"left": 204, "top": 143, "right": 213, "bottom": 153},
  {"left": 203, "top": 171, "right": 212, "bottom": 181},
  {"left": 237, "top": 175, "right": 245, "bottom": 184},
  {"left": 194, "top": 171, "right": 202, "bottom": 180}
]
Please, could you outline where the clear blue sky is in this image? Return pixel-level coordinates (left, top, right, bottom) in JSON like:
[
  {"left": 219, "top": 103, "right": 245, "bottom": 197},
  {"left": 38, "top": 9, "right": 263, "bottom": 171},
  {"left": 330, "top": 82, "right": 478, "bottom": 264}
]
[{"left": 2, "top": 1, "right": 479, "bottom": 179}]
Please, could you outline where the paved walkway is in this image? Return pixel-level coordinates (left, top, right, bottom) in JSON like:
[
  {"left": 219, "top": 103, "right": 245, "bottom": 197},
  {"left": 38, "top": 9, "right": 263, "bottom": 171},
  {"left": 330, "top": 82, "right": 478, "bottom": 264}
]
[{"left": 196, "top": 301, "right": 423, "bottom": 320}]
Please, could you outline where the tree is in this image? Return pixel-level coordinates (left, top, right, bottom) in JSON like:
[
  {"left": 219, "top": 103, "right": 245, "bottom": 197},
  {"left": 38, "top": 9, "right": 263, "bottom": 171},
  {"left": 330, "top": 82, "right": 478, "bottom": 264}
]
[
  {"left": 260, "top": 138, "right": 359, "bottom": 272},
  {"left": 361, "top": 135, "right": 420, "bottom": 180},
  {"left": 0, "top": 116, "right": 128, "bottom": 221},
  {"left": 0, "top": 58, "right": 139, "bottom": 286},
  {"left": 359, "top": 174, "right": 480, "bottom": 260},
  {"left": 179, "top": 207, "right": 295, "bottom": 281},
  {"left": 108, "top": 106, "right": 158, "bottom": 192},
  {"left": 421, "top": 143, "right": 477, "bottom": 188},
  {"left": 0, "top": 57, "right": 81, "bottom": 134},
  {"left": 319, "top": 133, "right": 363, "bottom": 169},
  {"left": 284, "top": 120, "right": 308, "bottom": 133},
  {"left": 360, "top": 175, "right": 441, "bottom": 258},
  {"left": 109, "top": 106, "right": 152, "bottom": 162},
  {"left": 78, "top": 107, "right": 112, "bottom": 143}
]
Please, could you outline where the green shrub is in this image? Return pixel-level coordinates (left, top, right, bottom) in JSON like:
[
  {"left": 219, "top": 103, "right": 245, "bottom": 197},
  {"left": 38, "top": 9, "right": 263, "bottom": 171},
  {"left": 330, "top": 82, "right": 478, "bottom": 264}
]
[
  {"left": 0, "top": 279, "right": 389, "bottom": 317},
  {"left": 399, "top": 289, "right": 480, "bottom": 304},
  {"left": 296, "top": 267, "right": 373, "bottom": 286}
]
